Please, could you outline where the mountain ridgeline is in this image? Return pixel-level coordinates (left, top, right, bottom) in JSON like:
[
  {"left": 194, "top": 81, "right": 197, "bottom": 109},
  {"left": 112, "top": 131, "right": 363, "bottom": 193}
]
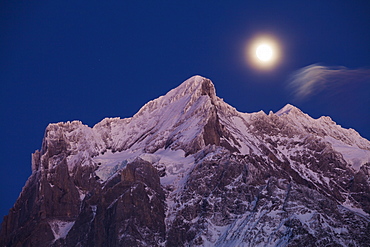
[{"left": 1, "top": 76, "right": 370, "bottom": 246}]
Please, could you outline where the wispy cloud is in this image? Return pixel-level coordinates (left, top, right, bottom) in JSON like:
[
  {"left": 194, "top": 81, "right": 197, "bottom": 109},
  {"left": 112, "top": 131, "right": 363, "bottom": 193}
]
[{"left": 287, "top": 64, "right": 370, "bottom": 101}]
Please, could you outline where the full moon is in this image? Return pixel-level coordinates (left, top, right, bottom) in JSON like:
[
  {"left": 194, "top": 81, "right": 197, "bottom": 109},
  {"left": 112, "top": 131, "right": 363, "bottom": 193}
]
[
  {"left": 247, "top": 35, "right": 281, "bottom": 70},
  {"left": 256, "top": 44, "right": 273, "bottom": 62}
]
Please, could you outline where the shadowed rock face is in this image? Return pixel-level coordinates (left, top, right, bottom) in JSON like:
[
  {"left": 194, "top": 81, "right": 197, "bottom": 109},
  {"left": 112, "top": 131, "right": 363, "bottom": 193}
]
[
  {"left": 1, "top": 76, "right": 370, "bottom": 246},
  {"left": 56, "top": 158, "right": 166, "bottom": 247},
  {"left": 1, "top": 157, "right": 165, "bottom": 247}
]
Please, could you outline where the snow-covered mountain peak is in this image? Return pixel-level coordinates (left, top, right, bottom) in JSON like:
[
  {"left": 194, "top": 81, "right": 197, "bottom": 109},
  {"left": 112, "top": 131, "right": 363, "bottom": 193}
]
[
  {"left": 134, "top": 75, "right": 217, "bottom": 117},
  {"left": 3, "top": 76, "right": 370, "bottom": 247},
  {"left": 171, "top": 75, "right": 216, "bottom": 98},
  {"left": 275, "top": 103, "right": 301, "bottom": 116}
]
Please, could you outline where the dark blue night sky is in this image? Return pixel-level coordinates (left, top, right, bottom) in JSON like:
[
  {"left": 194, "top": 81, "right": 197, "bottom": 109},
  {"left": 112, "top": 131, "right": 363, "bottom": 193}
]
[{"left": 1, "top": 1, "right": 369, "bottom": 221}]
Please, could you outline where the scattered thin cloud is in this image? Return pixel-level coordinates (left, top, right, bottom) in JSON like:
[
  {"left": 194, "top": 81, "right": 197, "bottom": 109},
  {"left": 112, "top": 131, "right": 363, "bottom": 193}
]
[{"left": 287, "top": 64, "right": 370, "bottom": 102}]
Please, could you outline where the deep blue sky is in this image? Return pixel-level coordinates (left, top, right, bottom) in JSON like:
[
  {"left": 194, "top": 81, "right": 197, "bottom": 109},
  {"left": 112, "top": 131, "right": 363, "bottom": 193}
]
[{"left": 1, "top": 1, "right": 369, "bottom": 221}]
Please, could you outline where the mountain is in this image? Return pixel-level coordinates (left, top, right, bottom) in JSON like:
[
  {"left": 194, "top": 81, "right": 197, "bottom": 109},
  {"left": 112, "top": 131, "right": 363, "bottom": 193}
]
[{"left": 1, "top": 75, "right": 370, "bottom": 246}]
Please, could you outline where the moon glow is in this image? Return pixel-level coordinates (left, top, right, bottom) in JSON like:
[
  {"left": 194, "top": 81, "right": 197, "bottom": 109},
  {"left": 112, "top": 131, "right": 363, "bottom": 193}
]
[{"left": 247, "top": 35, "right": 281, "bottom": 70}]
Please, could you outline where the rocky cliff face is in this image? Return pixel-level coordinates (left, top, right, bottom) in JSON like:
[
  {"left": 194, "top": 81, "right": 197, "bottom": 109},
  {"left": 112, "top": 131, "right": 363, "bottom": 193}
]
[{"left": 1, "top": 76, "right": 370, "bottom": 246}]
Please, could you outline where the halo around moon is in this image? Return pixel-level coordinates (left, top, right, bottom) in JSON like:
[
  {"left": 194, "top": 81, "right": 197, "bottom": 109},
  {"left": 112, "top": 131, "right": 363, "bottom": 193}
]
[{"left": 247, "top": 35, "right": 281, "bottom": 70}]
